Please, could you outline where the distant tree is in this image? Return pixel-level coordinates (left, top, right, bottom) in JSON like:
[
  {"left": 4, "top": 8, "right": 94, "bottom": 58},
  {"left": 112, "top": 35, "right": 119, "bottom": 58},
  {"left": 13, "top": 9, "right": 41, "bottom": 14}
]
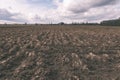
[
  {"left": 24, "top": 22, "right": 27, "bottom": 25},
  {"left": 35, "top": 23, "right": 38, "bottom": 26},
  {"left": 59, "top": 22, "right": 65, "bottom": 25},
  {"left": 4, "top": 23, "right": 7, "bottom": 26},
  {"left": 72, "top": 22, "right": 80, "bottom": 25},
  {"left": 50, "top": 22, "right": 53, "bottom": 25},
  {"left": 100, "top": 18, "right": 120, "bottom": 26}
]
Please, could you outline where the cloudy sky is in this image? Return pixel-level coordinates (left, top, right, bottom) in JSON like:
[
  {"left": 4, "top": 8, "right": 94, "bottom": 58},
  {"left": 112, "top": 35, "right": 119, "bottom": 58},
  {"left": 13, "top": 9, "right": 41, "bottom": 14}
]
[{"left": 0, "top": 0, "right": 120, "bottom": 24}]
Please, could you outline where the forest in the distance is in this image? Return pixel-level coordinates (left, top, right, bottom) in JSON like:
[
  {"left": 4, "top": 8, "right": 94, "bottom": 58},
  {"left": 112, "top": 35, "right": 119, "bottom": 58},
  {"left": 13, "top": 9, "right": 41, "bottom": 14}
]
[{"left": 100, "top": 18, "right": 120, "bottom": 26}]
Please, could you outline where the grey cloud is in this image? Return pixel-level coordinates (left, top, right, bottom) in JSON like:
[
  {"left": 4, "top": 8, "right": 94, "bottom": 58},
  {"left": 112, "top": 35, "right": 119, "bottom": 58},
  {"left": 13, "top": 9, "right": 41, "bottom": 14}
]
[
  {"left": 65, "top": 0, "right": 118, "bottom": 14},
  {"left": 33, "top": 15, "right": 49, "bottom": 22},
  {"left": 33, "top": 15, "right": 53, "bottom": 23},
  {"left": 93, "top": 0, "right": 117, "bottom": 7},
  {"left": 0, "top": 9, "right": 16, "bottom": 20},
  {"left": 0, "top": 8, "right": 28, "bottom": 22},
  {"left": 68, "top": 7, "right": 87, "bottom": 13}
]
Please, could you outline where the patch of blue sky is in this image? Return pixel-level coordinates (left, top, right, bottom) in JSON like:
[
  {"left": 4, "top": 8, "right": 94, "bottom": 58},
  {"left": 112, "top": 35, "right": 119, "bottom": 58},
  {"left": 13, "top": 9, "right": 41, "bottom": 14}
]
[{"left": 26, "top": 0, "right": 57, "bottom": 8}]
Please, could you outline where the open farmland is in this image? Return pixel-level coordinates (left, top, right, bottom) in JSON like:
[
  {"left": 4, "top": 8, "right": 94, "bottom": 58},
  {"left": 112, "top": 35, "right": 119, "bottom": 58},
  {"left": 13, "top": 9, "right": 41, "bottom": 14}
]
[{"left": 0, "top": 25, "right": 120, "bottom": 80}]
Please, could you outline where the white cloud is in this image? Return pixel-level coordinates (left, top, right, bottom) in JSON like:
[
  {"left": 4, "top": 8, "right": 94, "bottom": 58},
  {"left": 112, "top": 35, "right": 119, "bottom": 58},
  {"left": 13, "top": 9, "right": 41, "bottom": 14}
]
[
  {"left": 53, "top": 0, "right": 120, "bottom": 23},
  {"left": 0, "top": 0, "right": 120, "bottom": 23}
]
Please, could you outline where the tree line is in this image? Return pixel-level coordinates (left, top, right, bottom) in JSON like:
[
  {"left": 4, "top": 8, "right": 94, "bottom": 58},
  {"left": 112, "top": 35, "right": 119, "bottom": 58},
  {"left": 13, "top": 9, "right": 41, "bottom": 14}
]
[
  {"left": 100, "top": 18, "right": 120, "bottom": 26},
  {"left": 2, "top": 18, "right": 120, "bottom": 26},
  {"left": 58, "top": 18, "right": 120, "bottom": 26}
]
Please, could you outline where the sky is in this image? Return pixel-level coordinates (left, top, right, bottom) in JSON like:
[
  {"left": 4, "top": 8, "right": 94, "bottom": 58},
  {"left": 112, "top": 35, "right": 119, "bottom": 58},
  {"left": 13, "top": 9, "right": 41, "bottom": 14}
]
[{"left": 0, "top": 0, "right": 120, "bottom": 24}]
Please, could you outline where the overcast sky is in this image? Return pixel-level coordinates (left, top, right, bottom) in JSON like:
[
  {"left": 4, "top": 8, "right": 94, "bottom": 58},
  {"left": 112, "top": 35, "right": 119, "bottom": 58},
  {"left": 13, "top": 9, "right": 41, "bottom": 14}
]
[{"left": 0, "top": 0, "right": 120, "bottom": 24}]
